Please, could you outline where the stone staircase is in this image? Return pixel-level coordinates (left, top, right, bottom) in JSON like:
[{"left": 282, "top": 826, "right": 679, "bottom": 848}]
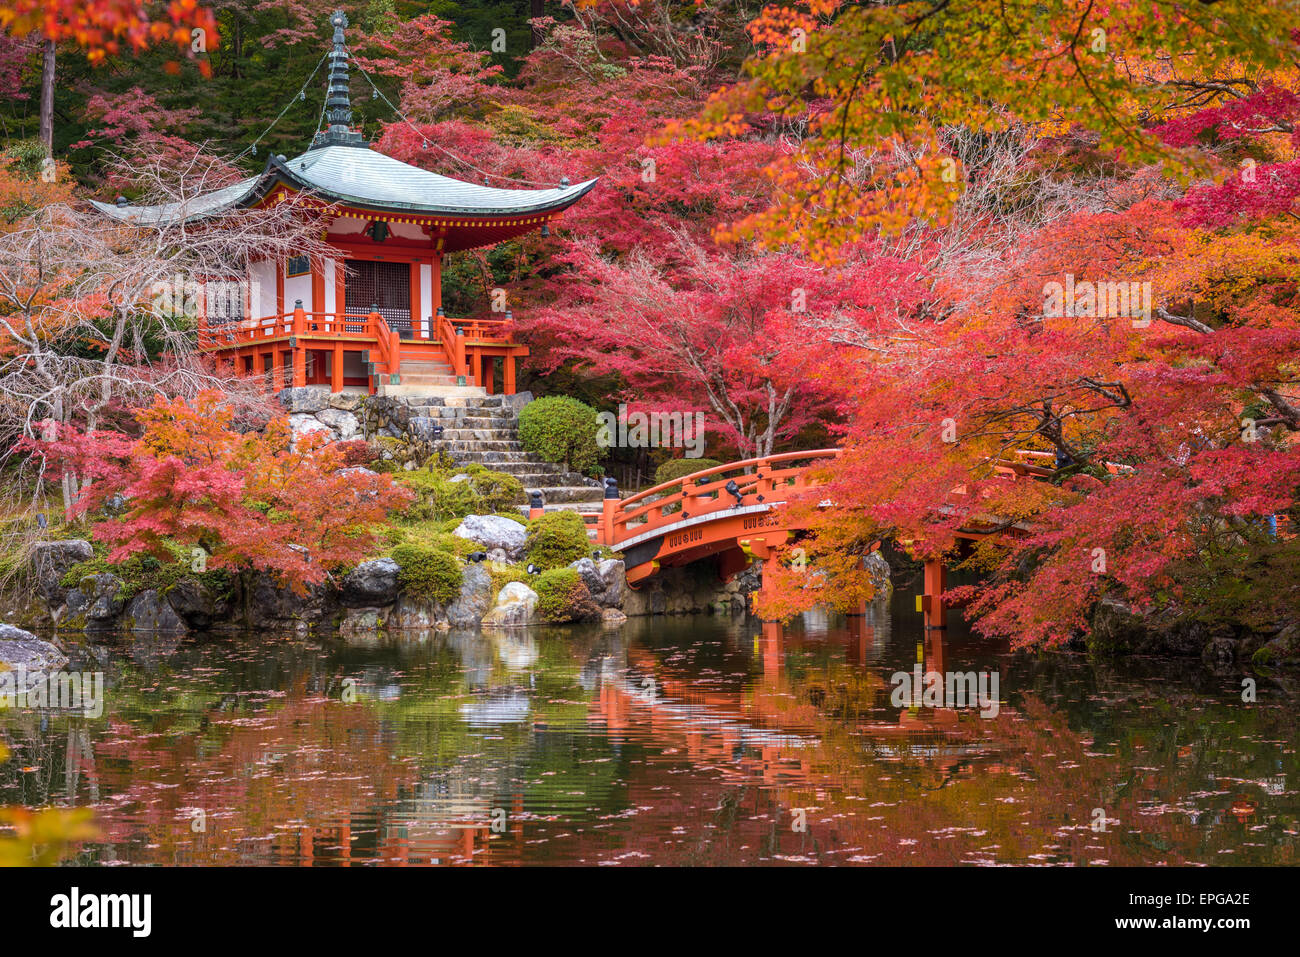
[
  {"left": 402, "top": 394, "right": 605, "bottom": 517},
  {"left": 373, "top": 349, "right": 485, "bottom": 399}
]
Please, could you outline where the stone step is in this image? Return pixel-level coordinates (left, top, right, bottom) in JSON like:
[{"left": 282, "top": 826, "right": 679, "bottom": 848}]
[
  {"left": 534, "top": 502, "right": 604, "bottom": 513},
  {"left": 378, "top": 383, "right": 488, "bottom": 399},
  {"left": 398, "top": 374, "right": 461, "bottom": 387},
  {"left": 453, "top": 451, "right": 539, "bottom": 465},
  {"left": 438, "top": 429, "right": 519, "bottom": 442},
  {"left": 406, "top": 395, "right": 507, "bottom": 410},
  {"left": 416, "top": 414, "right": 516, "bottom": 428},
  {"left": 442, "top": 440, "right": 520, "bottom": 453},
  {"left": 531, "top": 486, "right": 605, "bottom": 503},
  {"left": 507, "top": 470, "right": 591, "bottom": 484}
]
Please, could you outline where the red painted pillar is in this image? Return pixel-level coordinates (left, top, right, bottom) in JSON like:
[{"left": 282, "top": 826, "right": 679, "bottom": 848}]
[
  {"left": 504, "top": 355, "right": 517, "bottom": 395},
  {"left": 923, "top": 558, "right": 947, "bottom": 632},
  {"left": 601, "top": 478, "right": 619, "bottom": 546},
  {"left": 291, "top": 304, "right": 307, "bottom": 387}
]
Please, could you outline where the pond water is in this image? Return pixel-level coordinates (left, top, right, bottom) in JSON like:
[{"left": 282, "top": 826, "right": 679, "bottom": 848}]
[{"left": 2, "top": 595, "right": 1297, "bottom": 866}]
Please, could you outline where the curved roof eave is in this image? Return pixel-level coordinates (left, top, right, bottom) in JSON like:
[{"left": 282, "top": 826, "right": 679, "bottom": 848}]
[
  {"left": 266, "top": 148, "right": 599, "bottom": 218},
  {"left": 87, "top": 169, "right": 273, "bottom": 225},
  {"left": 92, "top": 151, "right": 598, "bottom": 224}
]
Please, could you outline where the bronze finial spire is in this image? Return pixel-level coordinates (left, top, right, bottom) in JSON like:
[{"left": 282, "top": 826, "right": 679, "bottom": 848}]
[{"left": 313, "top": 10, "right": 367, "bottom": 148}]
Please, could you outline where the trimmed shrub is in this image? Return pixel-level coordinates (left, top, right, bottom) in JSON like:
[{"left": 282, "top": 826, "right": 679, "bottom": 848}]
[
  {"left": 461, "top": 464, "right": 524, "bottom": 513},
  {"left": 396, "top": 464, "right": 523, "bottom": 522},
  {"left": 654, "top": 457, "right": 724, "bottom": 486},
  {"left": 518, "top": 396, "right": 602, "bottom": 475},
  {"left": 489, "top": 563, "right": 529, "bottom": 595},
  {"left": 525, "top": 510, "right": 592, "bottom": 570},
  {"left": 534, "top": 567, "right": 600, "bottom": 623},
  {"left": 391, "top": 543, "right": 463, "bottom": 605}
]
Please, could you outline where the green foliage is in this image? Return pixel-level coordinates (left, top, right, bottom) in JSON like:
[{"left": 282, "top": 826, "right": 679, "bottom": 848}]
[
  {"left": 391, "top": 544, "right": 463, "bottom": 606},
  {"left": 518, "top": 396, "right": 602, "bottom": 475},
  {"left": 489, "top": 562, "right": 529, "bottom": 595},
  {"left": 524, "top": 511, "right": 592, "bottom": 570},
  {"left": 396, "top": 463, "right": 524, "bottom": 522},
  {"left": 60, "top": 542, "right": 231, "bottom": 603},
  {"left": 533, "top": 567, "right": 599, "bottom": 623},
  {"left": 383, "top": 521, "right": 478, "bottom": 559},
  {"left": 654, "top": 457, "right": 724, "bottom": 486}
]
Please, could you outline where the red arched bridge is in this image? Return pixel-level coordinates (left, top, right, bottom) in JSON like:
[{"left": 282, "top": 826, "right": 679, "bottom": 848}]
[
  {"left": 530, "top": 447, "right": 1291, "bottom": 629},
  {"left": 526, "top": 448, "right": 1108, "bottom": 630}
]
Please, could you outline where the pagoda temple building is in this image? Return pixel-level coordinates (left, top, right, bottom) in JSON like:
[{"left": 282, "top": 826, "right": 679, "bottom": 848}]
[{"left": 92, "top": 10, "right": 595, "bottom": 397}]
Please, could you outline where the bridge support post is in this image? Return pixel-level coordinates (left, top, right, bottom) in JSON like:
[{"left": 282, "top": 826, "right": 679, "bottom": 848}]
[
  {"left": 600, "top": 477, "right": 619, "bottom": 546},
  {"left": 922, "top": 558, "right": 947, "bottom": 632}
]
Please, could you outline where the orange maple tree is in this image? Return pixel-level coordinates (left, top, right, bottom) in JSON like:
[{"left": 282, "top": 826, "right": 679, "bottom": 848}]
[{"left": 23, "top": 391, "right": 411, "bottom": 590}]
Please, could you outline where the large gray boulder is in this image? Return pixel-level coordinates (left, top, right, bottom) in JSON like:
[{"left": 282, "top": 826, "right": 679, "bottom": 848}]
[
  {"left": 389, "top": 596, "right": 448, "bottom": 631},
  {"left": 0, "top": 623, "right": 67, "bottom": 671},
  {"left": 446, "top": 564, "right": 494, "bottom": 628},
  {"left": 338, "top": 607, "right": 386, "bottom": 637},
  {"left": 569, "top": 557, "right": 627, "bottom": 609},
  {"left": 328, "top": 392, "right": 365, "bottom": 412},
  {"left": 240, "top": 574, "right": 334, "bottom": 632},
  {"left": 165, "top": 577, "right": 230, "bottom": 628},
  {"left": 65, "top": 573, "right": 125, "bottom": 623},
  {"left": 454, "top": 515, "right": 527, "bottom": 560},
  {"left": 480, "top": 582, "right": 539, "bottom": 627},
  {"left": 289, "top": 413, "right": 333, "bottom": 442},
  {"left": 569, "top": 558, "right": 604, "bottom": 599},
  {"left": 278, "top": 386, "right": 329, "bottom": 413},
  {"left": 341, "top": 558, "right": 400, "bottom": 607},
  {"left": 315, "top": 408, "right": 359, "bottom": 439},
  {"left": 597, "top": 559, "right": 626, "bottom": 608},
  {"left": 30, "top": 539, "right": 94, "bottom": 604},
  {"left": 125, "top": 589, "right": 188, "bottom": 633}
]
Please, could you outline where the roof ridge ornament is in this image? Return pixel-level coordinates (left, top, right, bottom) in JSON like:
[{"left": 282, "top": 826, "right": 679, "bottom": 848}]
[{"left": 312, "top": 9, "right": 368, "bottom": 149}]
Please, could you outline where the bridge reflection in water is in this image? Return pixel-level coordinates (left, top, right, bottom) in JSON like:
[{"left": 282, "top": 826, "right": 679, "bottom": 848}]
[{"left": 2, "top": 599, "right": 1294, "bottom": 866}]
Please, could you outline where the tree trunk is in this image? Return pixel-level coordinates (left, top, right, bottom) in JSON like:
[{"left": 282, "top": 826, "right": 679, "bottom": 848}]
[
  {"left": 530, "top": 0, "right": 545, "bottom": 48},
  {"left": 39, "top": 40, "right": 55, "bottom": 155}
]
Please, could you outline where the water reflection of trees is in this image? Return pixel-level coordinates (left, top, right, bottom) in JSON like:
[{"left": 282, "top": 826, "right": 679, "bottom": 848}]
[{"left": 0, "top": 614, "right": 1294, "bottom": 865}]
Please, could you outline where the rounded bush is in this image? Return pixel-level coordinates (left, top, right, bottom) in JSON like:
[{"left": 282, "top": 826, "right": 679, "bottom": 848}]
[
  {"left": 397, "top": 465, "right": 523, "bottom": 522},
  {"left": 461, "top": 464, "right": 524, "bottom": 513},
  {"left": 534, "top": 567, "right": 599, "bottom": 623},
  {"left": 518, "top": 396, "right": 602, "bottom": 475},
  {"left": 391, "top": 544, "right": 463, "bottom": 605},
  {"left": 525, "top": 510, "right": 593, "bottom": 570},
  {"left": 654, "top": 457, "right": 724, "bottom": 486}
]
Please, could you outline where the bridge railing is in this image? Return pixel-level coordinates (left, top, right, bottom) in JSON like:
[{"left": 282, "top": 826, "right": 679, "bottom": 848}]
[{"left": 601, "top": 449, "right": 841, "bottom": 547}]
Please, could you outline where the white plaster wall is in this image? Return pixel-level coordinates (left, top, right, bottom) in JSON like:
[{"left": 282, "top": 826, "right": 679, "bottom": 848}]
[
  {"left": 285, "top": 272, "right": 313, "bottom": 312},
  {"left": 324, "top": 259, "right": 336, "bottom": 313},
  {"left": 420, "top": 262, "right": 433, "bottom": 337},
  {"left": 248, "top": 259, "right": 276, "bottom": 320}
]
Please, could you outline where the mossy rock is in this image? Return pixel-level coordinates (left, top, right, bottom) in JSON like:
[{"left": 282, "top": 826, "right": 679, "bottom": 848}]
[
  {"left": 524, "top": 511, "right": 593, "bottom": 570},
  {"left": 391, "top": 543, "right": 463, "bottom": 606},
  {"left": 396, "top": 464, "right": 524, "bottom": 523},
  {"left": 533, "top": 567, "right": 599, "bottom": 623}
]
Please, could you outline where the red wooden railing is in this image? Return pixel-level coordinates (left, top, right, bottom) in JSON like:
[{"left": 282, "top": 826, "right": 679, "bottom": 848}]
[
  {"left": 586, "top": 450, "right": 843, "bottom": 548},
  {"left": 197, "top": 309, "right": 395, "bottom": 350}
]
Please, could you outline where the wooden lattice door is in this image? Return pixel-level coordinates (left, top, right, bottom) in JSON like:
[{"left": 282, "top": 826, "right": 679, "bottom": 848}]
[{"left": 344, "top": 259, "right": 412, "bottom": 338}]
